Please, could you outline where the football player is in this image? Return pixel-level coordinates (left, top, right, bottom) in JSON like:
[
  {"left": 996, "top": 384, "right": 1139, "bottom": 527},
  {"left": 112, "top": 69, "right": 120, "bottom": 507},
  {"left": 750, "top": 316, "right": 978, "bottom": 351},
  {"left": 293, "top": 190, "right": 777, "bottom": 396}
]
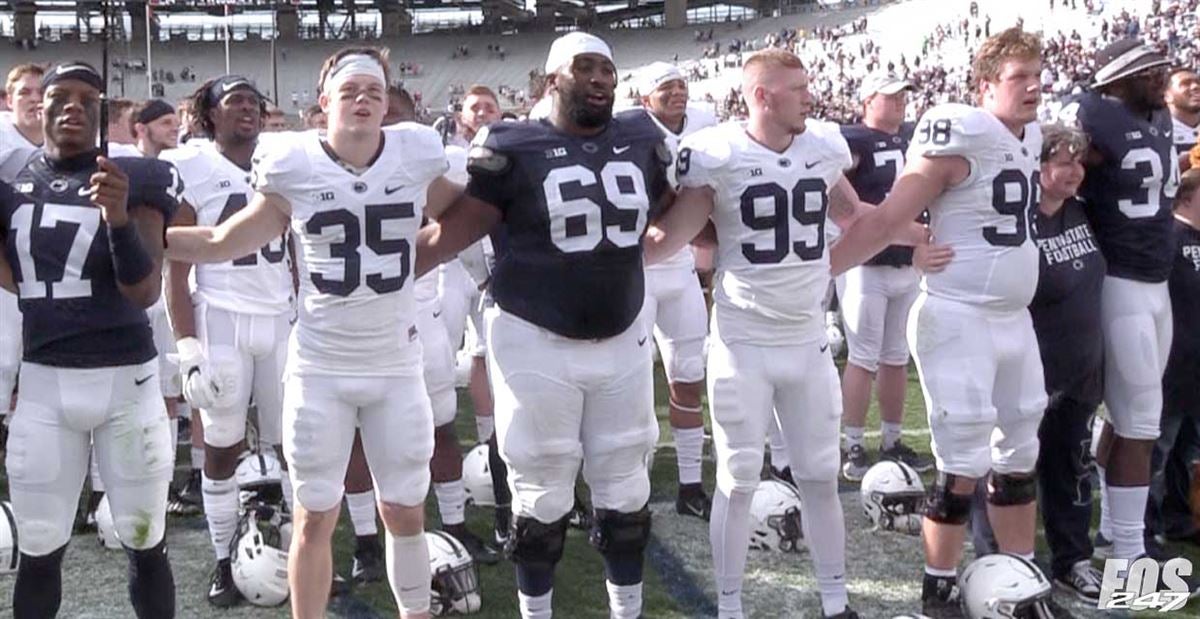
[
  {"left": 644, "top": 48, "right": 894, "bottom": 619},
  {"left": 0, "top": 61, "right": 180, "bottom": 618},
  {"left": 1061, "top": 39, "right": 1178, "bottom": 564},
  {"left": 131, "top": 99, "right": 180, "bottom": 159},
  {"left": 436, "top": 84, "right": 511, "bottom": 553},
  {"left": 1167, "top": 68, "right": 1200, "bottom": 172},
  {"left": 831, "top": 29, "right": 1046, "bottom": 617},
  {"left": 167, "top": 47, "right": 458, "bottom": 618},
  {"left": 0, "top": 64, "right": 43, "bottom": 416},
  {"left": 160, "top": 75, "right": 294, "bottom": 607},
  {"left": 837, "top": 71, "right": 931, "bottom": 481},
  {"left": 636, "top": 61, "right": 716, "bottom": 519},
  {"left": 416, "top": 32, "right": 669, "bottom": 619}
]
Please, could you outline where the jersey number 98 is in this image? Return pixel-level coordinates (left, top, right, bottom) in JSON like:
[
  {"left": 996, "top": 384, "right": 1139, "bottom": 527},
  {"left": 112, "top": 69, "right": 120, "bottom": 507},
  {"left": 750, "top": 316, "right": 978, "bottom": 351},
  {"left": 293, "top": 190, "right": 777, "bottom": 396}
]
[
  {"left": 305, "top": 203, "right": 414, "bottom": 297},
  {"left": 917, "top": 119, "right": 952, "bottom": 146},
  {"left": 985, "top": 169, "right": 1040, "bottom": 247}
]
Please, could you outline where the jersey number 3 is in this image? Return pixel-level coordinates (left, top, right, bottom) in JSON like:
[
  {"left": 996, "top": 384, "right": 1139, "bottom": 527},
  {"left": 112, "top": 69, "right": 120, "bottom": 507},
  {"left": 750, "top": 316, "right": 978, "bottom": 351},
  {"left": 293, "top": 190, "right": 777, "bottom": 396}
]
[{"left": 305, "top": 203, "right": 413, "bottom": 297}]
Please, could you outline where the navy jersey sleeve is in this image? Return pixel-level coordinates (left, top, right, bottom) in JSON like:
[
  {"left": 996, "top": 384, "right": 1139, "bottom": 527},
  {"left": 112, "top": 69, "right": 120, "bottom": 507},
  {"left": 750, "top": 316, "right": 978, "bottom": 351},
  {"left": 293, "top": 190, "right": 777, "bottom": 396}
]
[
  {"left": 119, "top": 157, "right": 183, "bottom": 222},
  {"left": 465, "top": 124, "right": 520, "bottom": 213}
]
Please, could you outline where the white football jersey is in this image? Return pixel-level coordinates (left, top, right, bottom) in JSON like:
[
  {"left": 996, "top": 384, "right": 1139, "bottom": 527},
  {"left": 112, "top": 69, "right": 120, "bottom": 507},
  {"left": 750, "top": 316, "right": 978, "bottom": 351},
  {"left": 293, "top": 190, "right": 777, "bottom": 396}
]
[
  {"left": 254, "top": 124, "right": 449, "bottom": 377},
  {"left": 908, "top": 104, "right": 1042, "bottom": 312},
  {"left": 1173, "top": 116, "right": 1198, "bottom": 156},
  {"left": 0, "top": 118, "right": 38, "bottom": 184},
  {"left": 107, "top": 142, "right": 143, "bottom": 158},
  {"left": 679, "top": 119, "right": 852, "bottom": 345},
  {"left": 162, "top": 143, "right": 293, "bottom": 315},
  {"left": 648, "top": 105, "right": 718, "bottom": 272}
]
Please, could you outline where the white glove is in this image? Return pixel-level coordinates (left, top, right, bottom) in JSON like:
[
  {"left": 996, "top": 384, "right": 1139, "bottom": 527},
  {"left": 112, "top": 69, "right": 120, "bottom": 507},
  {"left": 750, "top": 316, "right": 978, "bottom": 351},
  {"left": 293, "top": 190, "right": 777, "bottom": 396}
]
[{"left": 174, "top": 337, "right": 222, "bottom": 410}]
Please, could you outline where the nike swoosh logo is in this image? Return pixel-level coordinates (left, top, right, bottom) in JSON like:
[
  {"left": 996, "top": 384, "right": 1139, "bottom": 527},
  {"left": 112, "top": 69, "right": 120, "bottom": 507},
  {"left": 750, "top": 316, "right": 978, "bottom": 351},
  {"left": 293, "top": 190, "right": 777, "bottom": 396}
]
[
  {"left": 384, "top": 184, "right": 405, "bottom": 195},
  {"left": 819, "top": 343, "right": 829, "bottom": 353},
  {"left": 804, "top": 161, "right": 819, "bottom": 169},
  {"left": 432, "top": 310, "right": 442, "bottom": 318},
  {"left": 613, "top": 145, "right": 631, "bottom": 154},
  {"left": 638, "top": 336, "right": 647, "bottom": 346},
  {"left": 720, "top": 589, "right": 739, "bottom": 596},
  {"left": 135, "top": 375, "right": 153, "bottom": 386},
  {"left": 78, "top": 186, "right": 91, "bottom": 197}
]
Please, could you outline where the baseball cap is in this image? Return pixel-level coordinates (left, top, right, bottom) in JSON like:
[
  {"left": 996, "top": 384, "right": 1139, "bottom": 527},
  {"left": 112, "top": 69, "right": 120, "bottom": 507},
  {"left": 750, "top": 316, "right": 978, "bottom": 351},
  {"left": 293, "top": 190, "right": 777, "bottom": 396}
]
[
  {"left": 544, "top": 32, "right": 614, "bottom": 74},
  {"left": 1092, "top": 39, "right": 1171, "bottom": 88},
  {"left": 858, "top": 71, "right": 913, "bottom": 102}
]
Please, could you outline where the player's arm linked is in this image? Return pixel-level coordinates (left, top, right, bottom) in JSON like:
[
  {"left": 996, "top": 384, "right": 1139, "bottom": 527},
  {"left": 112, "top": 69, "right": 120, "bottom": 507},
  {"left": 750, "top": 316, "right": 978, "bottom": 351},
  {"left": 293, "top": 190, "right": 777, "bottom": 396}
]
[
  {"left": 414, "top": 191, "right": 501, "bottom": 280},
  {"left": 829, "top": 155, "right": 964, "bottom": 276},
  {"left": 166, "top": 192, "right": 289, "bottom": 265},
  {"left": 644, "top": 184, "right": 715, "bottom": 266}
]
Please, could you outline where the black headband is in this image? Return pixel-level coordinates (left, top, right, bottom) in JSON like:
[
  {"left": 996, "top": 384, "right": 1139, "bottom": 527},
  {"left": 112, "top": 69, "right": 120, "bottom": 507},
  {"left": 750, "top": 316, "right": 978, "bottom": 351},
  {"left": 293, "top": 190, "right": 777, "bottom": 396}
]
[
  {"left": 136, "top": 99, "right": 175, "bottom": 125},
  {"left": 205, "top": 75, "right": 263, "bottom": 108},
  {"left": 42, "top": 62, "right": 104, "bottom": 92}
]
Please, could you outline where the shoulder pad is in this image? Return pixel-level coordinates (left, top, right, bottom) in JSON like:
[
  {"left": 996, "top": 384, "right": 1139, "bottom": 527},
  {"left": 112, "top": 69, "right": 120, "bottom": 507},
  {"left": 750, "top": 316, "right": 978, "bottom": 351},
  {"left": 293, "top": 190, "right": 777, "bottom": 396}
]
[
  {"left": 655, "top": 141, "right": 672, "bottom": 166},
  {"left": 467, "top": 127, "right": 511, "bottom": 176},
  {"left": 159, "top": 144, "right": 214, "bottom": 187},
  {"left": 909, "top": 104, "right": 996, "bottom": 158},
  {"left": 614, "top": 108, "right": 663, "bottom": 144},
  {"left": 684, "top": 105, "right": 718, "bottom": 132}
]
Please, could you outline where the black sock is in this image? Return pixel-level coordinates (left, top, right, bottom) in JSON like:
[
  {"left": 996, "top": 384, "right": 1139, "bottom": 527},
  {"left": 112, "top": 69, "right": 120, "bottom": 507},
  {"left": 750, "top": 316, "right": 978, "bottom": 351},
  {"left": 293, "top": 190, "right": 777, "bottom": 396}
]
[
  {"left": 487, "top": 435, "right": 511, "bottom": 506},
  {"left": 601, "top": 551, "right": 644, "bottom": 586},
  {"left": 126, "top": 540, "right": 175, "bottom": 619},
  {"left": 14, "top": 545, "right": 66, "bottom": 619},
  {"left": 921, "top": 572, "right": 956, "bottom": 601},
  {"left": 515, "top": 561, "right": 555, "bottom": 596}
]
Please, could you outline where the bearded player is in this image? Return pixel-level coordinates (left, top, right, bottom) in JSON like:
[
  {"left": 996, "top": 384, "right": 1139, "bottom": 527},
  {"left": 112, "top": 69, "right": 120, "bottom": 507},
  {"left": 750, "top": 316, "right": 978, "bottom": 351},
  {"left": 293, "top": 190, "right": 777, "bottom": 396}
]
[
  {"left": 417, "top": 32, "right": 670, "bottom": 619},
  {"left": 167, "top": 47, "right": 460, "bottom": 618}
]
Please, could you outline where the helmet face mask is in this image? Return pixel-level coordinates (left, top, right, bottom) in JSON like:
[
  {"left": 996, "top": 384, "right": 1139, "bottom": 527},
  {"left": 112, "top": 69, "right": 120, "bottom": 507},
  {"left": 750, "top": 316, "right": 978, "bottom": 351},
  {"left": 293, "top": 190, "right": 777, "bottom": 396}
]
[
  {"left": 766, "top": 506, "right": 804, "bottom": 553},
  {"left": 749, "top": 480, "right": 806, "bottom": 552},
  {"left": 431, "top": 558, "right": 482, "bottom": 615}
]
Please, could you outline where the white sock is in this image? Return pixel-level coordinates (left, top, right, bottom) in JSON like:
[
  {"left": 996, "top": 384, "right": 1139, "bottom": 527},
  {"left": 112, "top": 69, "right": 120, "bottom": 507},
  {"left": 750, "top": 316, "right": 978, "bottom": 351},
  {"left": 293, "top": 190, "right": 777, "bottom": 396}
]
[
  {"left": 345, "top": 490, "right": 378, "bottom": 537},
  {"left": 796, "top": 479, "right": 848, "bottom": 617},
  {"left": 169, "top": 417, "right": 179, "bottom": 455},
  {"left": 711, "top": 487, "right": 754, "bottom": 618},
  {"left": 90, "top": 448, "right": 106, "bottom": 493},
  {"left": 476, "top": 415, "right": 495, "bottom": 443},
  {"left": 925, "top": 565, "right": 957, "bottom": 578},
  {"left": 386, "top": 532, "right": 431, "bottom": 615},
  {"left": 280, "top": 469, "right": 295, "bottom": 514},
  {"left": 605, "top": 581, "right": 643, "bottom": 619},
  {"left": 673, "top": 426, "right": 705, "bottom": 485},
  {"left": 201, "top": 473, "right": 239, "bottom": 560},
  {"left": 844, "top": 425, "right": 865, "bottom": 451},
  {"left": 767, "top": 422, "right": 790, "bottom": 471},
  {"left": 1108, "top": 485, "right": 1149, "bottom": 559},
  {"left": 435, "top": 480, "right": 467, "bottom": 527},
  {"left": 1097, "top": 465, "right": 1112, "bottom": 540},
  {"left": 190, "top": 446, "right": 205, "bottom": 471},
  {"left": 881, "top": 422, "right": 903, "bottom": 450},
  {"left": 518, "top": 590, "right": 553, "bottom": 619}
]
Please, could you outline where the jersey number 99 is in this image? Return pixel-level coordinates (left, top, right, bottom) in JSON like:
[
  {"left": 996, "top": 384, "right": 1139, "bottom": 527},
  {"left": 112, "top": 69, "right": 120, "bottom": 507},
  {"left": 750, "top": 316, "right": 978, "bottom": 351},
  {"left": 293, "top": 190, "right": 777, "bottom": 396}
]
[
  {"left": 304, "top": 203, "right": 414, "bottom": 297},
  {"left": 739, "top": 178, "right": 827, "bottom": 264}
]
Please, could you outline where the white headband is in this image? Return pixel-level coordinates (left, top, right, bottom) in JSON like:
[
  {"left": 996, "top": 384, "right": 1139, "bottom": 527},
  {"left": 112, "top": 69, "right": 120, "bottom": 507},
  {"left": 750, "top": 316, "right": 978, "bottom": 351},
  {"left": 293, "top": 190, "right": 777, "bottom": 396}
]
[
  {"left": 325, "top": 54, "right": 386, "bottom": 93},
  {"left": 545, "top": 32, "right": 613, "bottom": 74},
  {"left": 639, "top": 62, "right": 685, "bottom": 94}
]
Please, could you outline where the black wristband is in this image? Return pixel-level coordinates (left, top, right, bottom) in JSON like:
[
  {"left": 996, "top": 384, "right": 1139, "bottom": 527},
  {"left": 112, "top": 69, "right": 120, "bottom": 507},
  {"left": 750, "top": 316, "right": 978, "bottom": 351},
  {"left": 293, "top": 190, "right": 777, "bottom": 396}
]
[{"left": 108, "top": 223, "right": 155, "bottom": 286}]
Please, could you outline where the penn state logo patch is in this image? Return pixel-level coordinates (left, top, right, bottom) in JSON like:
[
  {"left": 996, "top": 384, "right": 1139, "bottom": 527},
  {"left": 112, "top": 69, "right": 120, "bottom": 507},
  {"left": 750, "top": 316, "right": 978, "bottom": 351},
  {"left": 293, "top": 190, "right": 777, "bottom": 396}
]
[
  {"left": 49, "top": 178, "right": 70, "bottom": 193},
  {"left": 353, "top": 181, "right": 368, "bottom": 194}
]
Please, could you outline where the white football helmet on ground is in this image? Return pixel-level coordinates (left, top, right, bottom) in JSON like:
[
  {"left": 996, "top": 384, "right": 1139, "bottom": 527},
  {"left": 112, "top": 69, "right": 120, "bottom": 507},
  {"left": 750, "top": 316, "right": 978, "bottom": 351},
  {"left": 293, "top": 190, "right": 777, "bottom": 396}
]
[
  {"left": 231, "top": 507, "right": 290, "bottom": 607},
  {"left": 959, "top": 553, "right": 1055, "bottom": 618},
  {"left": 236, "top": 451, "right": 284, "bottom": 508},
  {"left": 461, "top": 445, "right": 494, "bottom": 507},
  {"left": 95, "top": 494, "right": 121, "bottom": 550},
  {"left": 748, "top": 479, "right": 805, "bottom": 553},
  {"left": 860, "top": 460, "right": 925, "bottom": 534},
  {"left": 0, "top": 501, "right": 18, "bottom": 573},
  {"left": 427, "top": 530, "right": 482, "bottom": 615}
]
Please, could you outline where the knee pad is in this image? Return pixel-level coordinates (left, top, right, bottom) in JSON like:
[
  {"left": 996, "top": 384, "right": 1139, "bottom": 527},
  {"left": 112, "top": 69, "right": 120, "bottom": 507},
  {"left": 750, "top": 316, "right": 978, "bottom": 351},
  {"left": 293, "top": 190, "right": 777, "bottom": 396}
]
[
  {"left": 114, "top": 511, "right": 166, "bottom": 550},
  {"left": 922, "top": 473, "right": 973, "bottom": 525},
  {"left": 720, "top": 449, "right": 765, "bottom": 495},
  {"left": 505, "top": 514, "right": 569, "bottom": 570},
  {"left": 589, "top": 505, "right": 652, "bottom": 556},
  {"left": 987, "top": 471, "right": 1037, "bottom": 506},
  {"left": 665, "top": 345, "right": 706, "bottom": 384},
  {"left": 16, "top": 518, "right": 70, "bottom": 558},
  {"left": 430, "top": 388, "right": 457, "bottom": 427}
]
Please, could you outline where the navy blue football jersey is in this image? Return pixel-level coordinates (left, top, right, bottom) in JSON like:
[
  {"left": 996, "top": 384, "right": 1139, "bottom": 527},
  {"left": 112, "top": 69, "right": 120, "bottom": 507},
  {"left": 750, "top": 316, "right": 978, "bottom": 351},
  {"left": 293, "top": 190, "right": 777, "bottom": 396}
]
[
  {"left": 466, "top": 109, "right": 670, "bottom": 339},
  {"left": 841, "top": 122, "right": 921, "bottom": 267},
  {"left": 1066, "top": 92, "right": 1179, "bottom": 282},
  {"left": 1164, "top": 218, "right": 1200, "bottom": 409},
  {"left": 1029, "top": 199, "right": 1106, "bottom": 408},
  {"left": 0, "top": 154, "right": 181, "bottom": 368}
]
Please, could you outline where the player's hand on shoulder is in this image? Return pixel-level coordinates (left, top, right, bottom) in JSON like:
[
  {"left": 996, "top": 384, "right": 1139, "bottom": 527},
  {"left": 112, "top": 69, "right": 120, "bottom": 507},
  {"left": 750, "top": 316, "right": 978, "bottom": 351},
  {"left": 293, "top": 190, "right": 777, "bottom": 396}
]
[{"left": 90, "top": 156, "right": 131, "bottom": 227}]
